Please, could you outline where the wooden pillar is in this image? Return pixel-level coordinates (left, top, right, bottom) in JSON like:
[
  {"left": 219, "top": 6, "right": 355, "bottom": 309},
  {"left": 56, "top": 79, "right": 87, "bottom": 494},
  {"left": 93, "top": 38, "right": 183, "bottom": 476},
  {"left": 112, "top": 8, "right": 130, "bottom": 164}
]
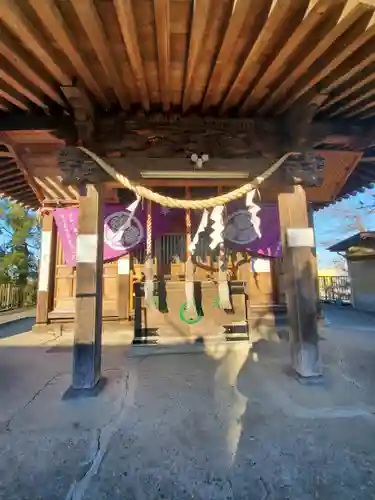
[
  {"left": 36, "top": 212, "right": 57, "bottom": 325},
  {"left": 72, "top": 184, "right": 104, "bottom": 390},
  {"left": 117, "top": 254, "right": 130, "bottom": 320},
  {"left": 308, "top": 204, "right": 323, "bottom": 319},
  {"left": 278, "top": 186, "right": 322, "bottom": 378}
]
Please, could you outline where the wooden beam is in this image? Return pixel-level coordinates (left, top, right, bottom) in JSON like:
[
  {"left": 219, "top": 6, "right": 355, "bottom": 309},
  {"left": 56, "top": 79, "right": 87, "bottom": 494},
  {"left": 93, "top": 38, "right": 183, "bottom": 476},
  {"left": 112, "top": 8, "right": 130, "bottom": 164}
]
[
  {"left": 280, "top": 9, "right": 375, "bottom": 112},
  {"left": 182, "top": 0, "right": 211, "bottom": 112},
  {"left": 0, "top": 170, "right": 24, "bottom": 183},
  {"left": 114, "top": 0, "right": 149, "bottom": 111},
  {"left": 154, "top": 0, "right": 170, "bottom": 112},
  {"left": 241, "top": 0, "right": 346, "bottom": 113},
  {"left": 36, "top": 213, "right": 57, "bottom": 326},
  {"left": 0, "top": 1, "right": 70, "bottom": 85},
  {"left": 202, "top": 0, "right": 268, "bottom": 111},
  {"left": 2, "top": 184, "right": 32, "bottom": 196},
  {"left": 34, "top": 177, "right": 59, "bottom": 202},
  {"left": 0, "top": 151, "right": 13, "bottom": 158},
  {"left": 220, "top": 0, "right": 310, "bottom": 114},
  {"left": 320, "top": 66, "right": 375, "bottom": 117},
  {"left": 352, "top": 102, "right": 375, "bottom": 119},
  {"left": 278, "top": 186, "right": 321, "bottom": 378},
  {"left": 70, "top": 0, "right": 129, "bottom": 110},
  {"left": 61, "top": 85, "right": 94, "bottom": 144},
  {"left": 0, "top": 100, "right": 9, "bottom": 111},
  {"left": 0, "top": 159, "right": 16, "bottom": 168},
  {"left": 72, "top": 184, "right": 104, "bottom": 390},
  {"left": 28, "top": 0, "right": 108, "bottom": 106},
  {"left": 0, "top": 31, "right": 64, "bottom": 105},
  {"left": 345, "top": 98, "right": 375, "bottom": 118},
  {"left": 273, "top": 3, "right": 375, "bottom": 115},
  {"left": 0, "top": 82, "right": 29, "bottom": 111},
  {"left": 0, "top": 64, "right": 47, "bottom": 110},
  {"left": 0, "top": 133, "right": 44, "bottom": 202}
]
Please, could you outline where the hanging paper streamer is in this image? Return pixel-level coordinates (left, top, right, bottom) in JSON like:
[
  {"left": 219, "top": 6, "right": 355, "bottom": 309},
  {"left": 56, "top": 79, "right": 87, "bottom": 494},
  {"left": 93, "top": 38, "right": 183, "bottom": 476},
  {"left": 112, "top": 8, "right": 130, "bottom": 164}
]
[
  {"left": 189, "top": 209, "right": 209, "bottom": 254},
  {"left": 209, "top": 205, "right": 225, "bottom": 250},
  {"left": 184, "top": 193, "right": 197, "bottom": 319},
  {"left": 125, "top": 194, "right": 141, "bottom": 227},
  {"left": 246, "top": 189, "right": 261, "bottom": 238},
  {"left": 209, "top": 205, "right": 231, "bottom": 309},
  {"left": 185, "top": 258, "right": 196, "bottom": 319}
]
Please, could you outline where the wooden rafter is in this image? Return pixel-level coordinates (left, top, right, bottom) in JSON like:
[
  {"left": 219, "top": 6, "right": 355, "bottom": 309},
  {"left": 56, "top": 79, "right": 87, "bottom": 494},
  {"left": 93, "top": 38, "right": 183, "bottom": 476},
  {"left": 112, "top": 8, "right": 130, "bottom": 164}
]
[
  {"left": 0, "top": 170, "right": 24, "bottom": 183},
  {"left": 154, "top": 0, "right": 170, "bottom": 112},
  {"left": 273, "top": 2, "right": 375, "bottom": 115},
  {"left": 0, "top": 158, "right": 15, "bottom": 167},
  {"left": 45, "top": 176, "right": 74, "bottom": 201},
  {"left": 28, "top": 0, "right": 108, "bottom": 107},
  {"left": 0, "top": 151, "right": 13, "bottom": 158},
  {"left": 182, "top": 0, "right": 211, "bottom": 112},
  {"left": 0, "top": 0, "right": 70, "bottom": 85},
  {"left": 34, "top": 177, "right": 60, "bottom": 202},
  {"left": 0, "top": 30, "right": 64, "bottom": 105},
  {"left": 0, "top": 100, "right": 9, "bottom": 111},
  {"left": 70, "top": 0, "right": 129, "bottom": 110},
  {"left": 203, "top": 0, "right": 268, "bottom": 111},
  {"left": 220, "top": 0, "right": 311, "bottom": 114},
  {"left": 0, "top": 133, "right": 43, "bottom": 202},
  {"left": 349, "top": 100, "right": 375, "bottom": 119},
  {"left": 322, "top": 72, "right": 375, "bottom": 117},
  {"left": 279, "top": 7, "right": 375, "bottom": 113},
  {"left": 0, "top": 83, "right": 29, "bottom": 111},
  {"left": 241, "top": 0, "right": 345, "bottom": 113},
  {"left": 114, "top": 0, "right": 149, "bottom": 111},
  {"left": 2, "top": 183, "right": 32, "bottom": 196},
  {"left": 0, "top": 65, "right": 47, "bottom": 110},
  {"left": 1, "top": 177, "right": 28, "bottom": 189}
]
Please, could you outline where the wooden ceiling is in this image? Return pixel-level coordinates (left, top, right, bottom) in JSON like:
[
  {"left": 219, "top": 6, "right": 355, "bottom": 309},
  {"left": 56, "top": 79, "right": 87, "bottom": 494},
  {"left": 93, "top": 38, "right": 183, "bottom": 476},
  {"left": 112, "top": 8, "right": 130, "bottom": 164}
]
[
  {"left": 0, "top": 0, "right": 375, "bottom": 118},
  {"left": 0, "top": 140, "right": 39, "bottom": 207}
]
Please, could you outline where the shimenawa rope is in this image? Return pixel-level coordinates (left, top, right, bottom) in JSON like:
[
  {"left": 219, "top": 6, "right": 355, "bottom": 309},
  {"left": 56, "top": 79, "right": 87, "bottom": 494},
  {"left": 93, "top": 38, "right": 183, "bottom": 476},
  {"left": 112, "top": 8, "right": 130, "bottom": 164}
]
[{"left": 78, "top": 147, "right": 295, "bottom": 208}]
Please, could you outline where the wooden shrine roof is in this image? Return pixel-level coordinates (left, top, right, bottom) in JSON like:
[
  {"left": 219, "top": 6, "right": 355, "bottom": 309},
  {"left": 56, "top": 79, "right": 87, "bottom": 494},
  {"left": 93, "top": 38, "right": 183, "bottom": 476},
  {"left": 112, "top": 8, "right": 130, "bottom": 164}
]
[
  {"left": 0, "top": 0, "right": 375, "bottom": 117},
  {"left": 2, "top": 0, "right": 375, "bottom": 207}
]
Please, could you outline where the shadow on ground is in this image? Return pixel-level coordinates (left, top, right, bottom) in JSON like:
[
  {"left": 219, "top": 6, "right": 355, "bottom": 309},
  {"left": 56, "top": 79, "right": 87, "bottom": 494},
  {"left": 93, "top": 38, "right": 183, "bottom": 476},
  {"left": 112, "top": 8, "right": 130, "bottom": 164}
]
[
  {"left": 0, "top": 317, "right": 36, "bottom": 339},
  {"left": 0, "top": 306, "right": 375, "bottom": 499}
]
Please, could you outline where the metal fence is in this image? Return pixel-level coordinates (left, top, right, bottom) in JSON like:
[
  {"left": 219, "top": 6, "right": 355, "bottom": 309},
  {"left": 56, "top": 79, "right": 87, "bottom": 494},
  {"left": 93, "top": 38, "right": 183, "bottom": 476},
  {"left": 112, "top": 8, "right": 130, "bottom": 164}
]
[
  {"left": 319, "top": 276, "right": 351, "bottom": 303},
  {"left": 0, "top": 283, "right": 37, "bottom": 312}
]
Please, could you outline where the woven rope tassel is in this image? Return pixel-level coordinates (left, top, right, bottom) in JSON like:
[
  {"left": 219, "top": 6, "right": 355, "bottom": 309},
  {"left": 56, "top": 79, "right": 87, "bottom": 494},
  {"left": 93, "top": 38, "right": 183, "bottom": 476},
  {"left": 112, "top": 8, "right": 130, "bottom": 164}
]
[{"left": 144, "top": 199, "right": 155, "bottom": 309}]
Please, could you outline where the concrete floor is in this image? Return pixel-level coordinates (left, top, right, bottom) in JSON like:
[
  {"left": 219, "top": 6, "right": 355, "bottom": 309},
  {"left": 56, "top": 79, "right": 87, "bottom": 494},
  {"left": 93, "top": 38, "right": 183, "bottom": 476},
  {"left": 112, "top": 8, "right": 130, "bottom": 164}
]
[{"left": 1, "top": 305, "right": 375, "bottom": 499}]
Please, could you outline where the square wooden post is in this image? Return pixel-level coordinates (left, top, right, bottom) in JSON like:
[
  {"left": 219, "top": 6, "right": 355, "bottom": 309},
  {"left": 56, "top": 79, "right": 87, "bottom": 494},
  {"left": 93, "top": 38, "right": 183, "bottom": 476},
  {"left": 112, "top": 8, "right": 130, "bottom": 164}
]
[
  {"left": 278, "top": 186, "right": 322, "bottom": 378},
  {"left": 117, "top": 254, "right": 130, "bottom": 320},
  {"left": 72, "top": 184, "right": 104, "bottom": 390},
  {"left": 36, "top": 212, "right": 57, "bottom": 325}
]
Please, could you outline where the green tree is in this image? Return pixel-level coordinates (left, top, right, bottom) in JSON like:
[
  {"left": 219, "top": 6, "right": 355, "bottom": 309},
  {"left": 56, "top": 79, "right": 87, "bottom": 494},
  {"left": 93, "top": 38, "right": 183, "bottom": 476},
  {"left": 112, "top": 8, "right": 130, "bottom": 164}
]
[{"left": 0, "top": 200, "right": 40, "bottom": 285}]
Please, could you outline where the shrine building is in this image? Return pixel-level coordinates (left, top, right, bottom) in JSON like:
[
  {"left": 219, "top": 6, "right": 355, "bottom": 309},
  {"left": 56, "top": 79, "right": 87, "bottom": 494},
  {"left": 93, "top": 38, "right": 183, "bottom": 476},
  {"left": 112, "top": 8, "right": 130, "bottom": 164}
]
[{"left": 1, "top": 0, "right": 375, "bottom": 391}]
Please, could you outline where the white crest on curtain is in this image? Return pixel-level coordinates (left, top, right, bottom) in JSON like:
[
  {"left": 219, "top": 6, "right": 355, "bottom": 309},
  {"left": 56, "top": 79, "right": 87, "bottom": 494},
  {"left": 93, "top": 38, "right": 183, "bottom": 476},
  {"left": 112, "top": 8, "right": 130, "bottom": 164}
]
[
  {"left": 246, "top": 189, "right": 261, "bottom": 238},
  {"left": 109, "top": 194, "right": 141, "bottom": 246},
  {"left": 189, "top": 209, "right": 209, "bottom": 254},
  {"left": 209, "top": 205, "right": 225, "bottom": 250}
]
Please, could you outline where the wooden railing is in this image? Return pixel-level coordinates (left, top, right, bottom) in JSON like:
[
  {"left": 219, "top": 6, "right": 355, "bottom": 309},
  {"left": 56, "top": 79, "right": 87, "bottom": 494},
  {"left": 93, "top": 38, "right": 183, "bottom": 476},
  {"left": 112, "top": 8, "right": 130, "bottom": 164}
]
[
  {"left": 0, "top": 283, "right": 37, "bottom": 312},
  {"left": 319, "top": 276, "right": 351, "bottom": 303}
]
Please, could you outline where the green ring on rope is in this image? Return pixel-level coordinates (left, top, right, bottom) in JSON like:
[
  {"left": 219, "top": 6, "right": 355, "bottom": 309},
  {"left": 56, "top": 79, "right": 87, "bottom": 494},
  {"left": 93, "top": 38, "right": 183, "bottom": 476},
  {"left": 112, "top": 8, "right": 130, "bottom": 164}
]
[{"left": 179, "top": 302, "right": 202, "bottom": 325}]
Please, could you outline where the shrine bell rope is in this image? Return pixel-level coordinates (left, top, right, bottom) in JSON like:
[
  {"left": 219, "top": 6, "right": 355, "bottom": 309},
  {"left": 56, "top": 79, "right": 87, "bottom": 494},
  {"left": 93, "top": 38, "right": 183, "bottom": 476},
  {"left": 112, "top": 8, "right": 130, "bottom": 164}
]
[{"left": 78, "top": 147, "right": 295, "bottom": 208}]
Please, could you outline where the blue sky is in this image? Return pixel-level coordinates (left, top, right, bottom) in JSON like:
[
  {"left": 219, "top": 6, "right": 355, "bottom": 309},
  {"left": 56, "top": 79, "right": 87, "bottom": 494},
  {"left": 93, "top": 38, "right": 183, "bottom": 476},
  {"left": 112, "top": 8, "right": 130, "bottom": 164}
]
[{"left": 314, "top": 187, "right": 375, "bottom": 270}]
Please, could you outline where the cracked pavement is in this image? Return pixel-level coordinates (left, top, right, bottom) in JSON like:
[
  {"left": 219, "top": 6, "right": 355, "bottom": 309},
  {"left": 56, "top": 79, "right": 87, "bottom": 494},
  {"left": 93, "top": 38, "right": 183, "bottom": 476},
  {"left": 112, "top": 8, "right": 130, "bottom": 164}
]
[{"left": 1, "top": 305, "right": 375, "bottom": 499}]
